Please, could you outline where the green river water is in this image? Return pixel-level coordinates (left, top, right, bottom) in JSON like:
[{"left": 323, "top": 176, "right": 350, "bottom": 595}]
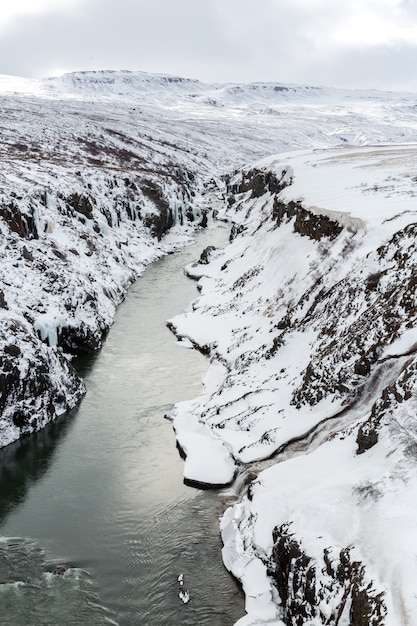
[{"left": 0, "top": 225, "right": 244, "bottom": 625}]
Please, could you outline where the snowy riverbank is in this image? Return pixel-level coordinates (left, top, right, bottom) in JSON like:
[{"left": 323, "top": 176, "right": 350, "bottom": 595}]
[{"left": 169, "top": 144, "right": 417, "bottom": 624}]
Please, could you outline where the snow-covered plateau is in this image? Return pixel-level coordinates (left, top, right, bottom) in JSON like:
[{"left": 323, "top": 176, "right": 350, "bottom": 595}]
[{"left": 2, "top": 69, "right": 417, "bottom": 624}]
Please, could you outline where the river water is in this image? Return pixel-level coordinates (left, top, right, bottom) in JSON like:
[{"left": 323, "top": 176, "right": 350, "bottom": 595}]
[{"left": 0, "top": 224, "right": 244, "bottom": 625}]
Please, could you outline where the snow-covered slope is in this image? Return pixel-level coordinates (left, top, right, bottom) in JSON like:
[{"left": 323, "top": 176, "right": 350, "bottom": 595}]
[
  {"left": 168, "top": 143, "right": 417, "bottom": 624},
  {"left": 3, "top": 69, "right": 417, "bottom": 624}
]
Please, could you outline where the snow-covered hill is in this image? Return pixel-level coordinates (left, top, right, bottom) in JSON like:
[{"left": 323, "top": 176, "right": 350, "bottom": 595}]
[{"left": 2, "top": 69, "right": 417, "bottom": 624}]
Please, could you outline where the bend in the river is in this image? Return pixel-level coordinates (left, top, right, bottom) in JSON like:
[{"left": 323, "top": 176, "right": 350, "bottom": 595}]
[{"left": 0, "top": 222, "right": 244, "bottom": 626}]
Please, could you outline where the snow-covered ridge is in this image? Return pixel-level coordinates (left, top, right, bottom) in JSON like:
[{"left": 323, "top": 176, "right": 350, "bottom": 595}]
[
  {"left": 168, "top": 143, "right": 417, "bottom": 624},
  {"left": 43, "top": 70, "right": 204, "bottom": 98},
  {"left": 42, "top": 70, "right": 417, "bottom": 105},
  {"left": 1, "top": 69, "right": 416, "bottom": 108}
]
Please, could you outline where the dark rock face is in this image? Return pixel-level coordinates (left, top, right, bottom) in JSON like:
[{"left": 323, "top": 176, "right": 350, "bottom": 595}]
[
  {"left": 0, "top": 318, "right": 85, "bottom": 445},
  {"left": 356, "top": 421, "right": 379, "bottom": 453},
  {"left": 57, "top": 324, "right": 103, "bottom": 356},
  {"left": 0, "top": 202, "right": 38, "bottom": 239},
  {"left": 0, "top": 290, "right": 7, "bottom": 309},
  {"left": 199, "top": 209, "right": 208, "bottom": 228},
  {"left": 142, "top": 182, "right": 175, "bottom": 240},
  {"left": 270, "top": 525, "right": 315, "bottom": 623},
  {"left": 228, "top": 168, "right": 289, "bottom": 198},
  {"left": 229, "top": 222, "right": 246, "bottom": 242},
  {"left": 198, "top": 246, "right": 216, "bottom": 265},
  {"left": 270, "top": 524, "right": 387, "bottom": 626},
  {"left": 66, "top": 193, "right": 94, "bottom": 220},
  {"left": 144, "top": 205, "right": 175, "bottom": 240},
  {"left": 273, "top": 199, "right": 344, "bottom": 241},
  {"left": 354, "top": 355, "right": 371, "bottom": 377},
  {"left": 52, "top": 565, "right": 69, "bottom": 576}
]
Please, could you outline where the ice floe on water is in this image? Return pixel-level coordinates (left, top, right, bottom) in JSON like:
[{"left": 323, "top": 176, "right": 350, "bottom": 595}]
[{"left": 177, "top": 573, "right": 190, "bottom": 604}]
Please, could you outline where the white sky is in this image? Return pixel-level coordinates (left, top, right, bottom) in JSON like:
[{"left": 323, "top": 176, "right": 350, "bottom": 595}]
[{"left": 1, "top": 0, "right": 417, "bottom": 91}]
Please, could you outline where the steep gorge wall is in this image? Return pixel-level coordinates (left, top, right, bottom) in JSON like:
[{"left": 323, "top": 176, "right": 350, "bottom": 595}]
[
  {"left": 225, "top": 165, "right": 417, "bottom": 415},
  {"left": 171, "top": 156, "right": 417, "bottom": 625},
  {"left": 270, "top": 524, "right": 386, "bottom": 626},
  {"left": 0, "top": 162, "right": 207, "bottom": 448}
]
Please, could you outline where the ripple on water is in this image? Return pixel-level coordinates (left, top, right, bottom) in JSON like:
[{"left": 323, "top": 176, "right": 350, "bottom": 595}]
[{"left": 116, "top": 492, "right": 244, "bottom": 626}]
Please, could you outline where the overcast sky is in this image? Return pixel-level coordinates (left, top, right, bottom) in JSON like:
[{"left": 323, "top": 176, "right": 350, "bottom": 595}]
[{"left": 1, "top": 0, "right": 417, "bottom": 91}]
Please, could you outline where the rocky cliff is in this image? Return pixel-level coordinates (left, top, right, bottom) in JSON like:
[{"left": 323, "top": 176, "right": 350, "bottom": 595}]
[{"left": 170, "top": 146, "right": 417, "bottom": 625}]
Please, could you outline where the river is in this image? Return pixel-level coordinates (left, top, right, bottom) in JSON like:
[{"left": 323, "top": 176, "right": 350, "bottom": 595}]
[{"left": 0, "top": 224, "right": 244, "bottom": 625}]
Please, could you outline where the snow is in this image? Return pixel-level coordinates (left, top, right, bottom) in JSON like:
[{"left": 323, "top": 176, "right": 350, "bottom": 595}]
[
  {"left": 222, "top": 429, "right": 417, "bottom": 625},
  {"left": 168, "top": 401, "right": 236, "bottom": 486},
  {"left": 168, "top": 140, "right": 417, "bottom": 621},
  {"left": 3, "top": 69, "right": 417, "bottom": 623},
  {"left": 222, "top": 503, "right": 282, "bottom": 623},
  {"left": 34, "top": 310, "right": 68, "bottom": 348},
  {"left": 381, "top": 325, "right": 417, "bottom": 359}
]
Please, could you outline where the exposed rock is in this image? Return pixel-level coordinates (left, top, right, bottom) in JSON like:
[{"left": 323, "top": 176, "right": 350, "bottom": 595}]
[
  {"left": 228, "top": 168, "right": 289, "bottom": 198},
  {"left": 0, "top": 202, "right": 38, "bottom": 239},
  {"left": 354, "top": 355, "right": 371, "bottom": 377},
  {"left": 22, "top": 246, "right": 33, "bottom": 262},
  {"left": 356, "top": 421, "right": 379, "bottom": 454},
  {"left": 198, "top": 245, "right": 216, "bottom": 265},
  {"left": 270, "top": 524, "right": 387, "bottom": 626},
  {"left": 229, "top": 222, "right": 246, "bottom": 242},
  {"left": 4, "top": 344, "right": 21, "bottom": 357},
  {"left": 199, "top": 209, "right": 208, "bottom": 228},
  {"left": 66, "top": 193, "right": 94, "bottom": 219},
  {"left": 273, "top": 198, "right": 344, "bottom": 241},
  {"left": 0, "top": 317, "right": 85, "bottom": 447},
  {"left": 143, "top": 205, "right": 175, "bottom": 240},
  {"left": 57, "top": 324, "right": 103, "bottom": 356},
  {"left": 142, "top": 182, "right": 174, "bottom": 240},
  {"left": 0, "top": 290, "right": 8, "bottom": 309},
  {"left": 52, "top": 565, "right": 69, "bottom": 576}
]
